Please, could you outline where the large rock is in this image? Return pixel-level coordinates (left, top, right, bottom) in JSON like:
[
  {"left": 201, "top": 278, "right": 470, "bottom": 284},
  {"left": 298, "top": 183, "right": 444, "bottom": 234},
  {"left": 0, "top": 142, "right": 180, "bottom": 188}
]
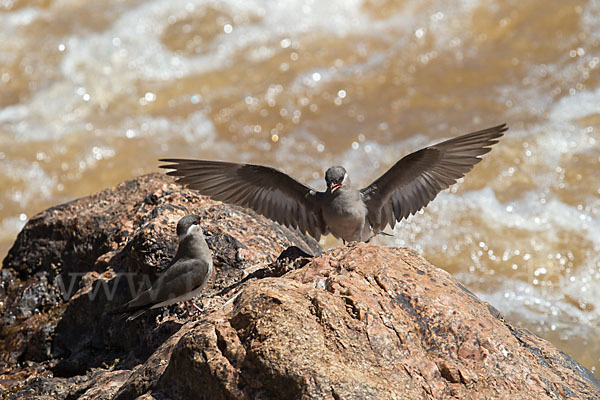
[
  {"left": 0, "top": 173, "right": 319, "bottom": 394},
  {"left": 1, "top": 174, "right": 599, "bottom": 399}
]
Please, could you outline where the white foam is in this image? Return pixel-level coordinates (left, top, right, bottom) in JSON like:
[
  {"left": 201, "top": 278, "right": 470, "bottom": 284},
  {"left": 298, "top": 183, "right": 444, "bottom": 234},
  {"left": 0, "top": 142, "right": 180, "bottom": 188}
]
[
  {"left": 0, "top": 216, "right": 28, "bottom": 243},
  {"left": 0, "top": 104, "right": 28, "bottom": 124},
  {"left": 549, "top": 87, "right": 600, "bottom": 122},
  {"left": 474, "top": 278, "right": 598, "bottom": 339},
  {"left": 0, "top": 0, "right": 374, "bottom": 143},
  {"left": 118, "top": 110, "right": 219, "bottom": 152},
  {"left": 0, "top": 6, "right": 38, "bottom": 33},
  {"left": 3, "top": 160, "right": 57, "bottom": 206},
  {"left": 60, "top": 0, "right": 368, "bottom": 84}
]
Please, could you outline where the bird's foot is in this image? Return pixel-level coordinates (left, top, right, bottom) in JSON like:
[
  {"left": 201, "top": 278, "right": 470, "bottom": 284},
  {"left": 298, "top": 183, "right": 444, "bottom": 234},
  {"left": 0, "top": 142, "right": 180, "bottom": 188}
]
[
  {"left": 184, "top": 300, "right": 203, "bottom": 315},
  {"left": 190, "top": 301, "right": 203, "bottom": 312}
]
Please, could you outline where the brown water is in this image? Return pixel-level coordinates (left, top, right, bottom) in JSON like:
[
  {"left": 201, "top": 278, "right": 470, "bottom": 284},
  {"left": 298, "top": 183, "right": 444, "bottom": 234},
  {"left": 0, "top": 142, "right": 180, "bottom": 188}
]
[{"left": 1, "top": 0, "right": 600, "bottom": 374}]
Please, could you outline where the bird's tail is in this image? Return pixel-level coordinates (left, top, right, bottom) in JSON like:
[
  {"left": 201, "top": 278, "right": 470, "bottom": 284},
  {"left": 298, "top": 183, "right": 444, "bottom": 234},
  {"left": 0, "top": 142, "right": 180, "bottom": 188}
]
[
  {"left": 377, "top": 231, "right": 394, "bottom": 237},
  {"left": 107, "top": 303, "right": 148, "bottom": 321},
  {"left": 125, "top": 308, "right": 147, "bottom": 321}
]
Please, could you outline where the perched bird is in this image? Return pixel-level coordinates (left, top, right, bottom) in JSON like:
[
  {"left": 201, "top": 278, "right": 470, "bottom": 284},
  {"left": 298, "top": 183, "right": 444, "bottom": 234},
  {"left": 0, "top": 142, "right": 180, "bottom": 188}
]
[
  {"left": 160, "top": 124, "right": 506, "bottom": 243},
  {"left": 114, "top": 214, "right": 213, "bottom": 320}
]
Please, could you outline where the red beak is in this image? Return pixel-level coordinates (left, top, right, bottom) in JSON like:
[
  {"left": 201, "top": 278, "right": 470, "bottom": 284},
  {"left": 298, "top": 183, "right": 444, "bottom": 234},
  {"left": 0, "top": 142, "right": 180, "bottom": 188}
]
[{"left": 331, "top": 183, "right": 341, "bottom": 193}]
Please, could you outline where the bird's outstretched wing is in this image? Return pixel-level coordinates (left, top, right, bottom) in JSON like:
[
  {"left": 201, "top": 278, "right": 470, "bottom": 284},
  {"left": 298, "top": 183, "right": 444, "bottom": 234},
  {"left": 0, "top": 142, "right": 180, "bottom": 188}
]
[
  {"left": 159, "top": 159, "right": 327, "bottom": 240},
  {"left": 361, "top": 123, "right": 507, "bottom": 233}
]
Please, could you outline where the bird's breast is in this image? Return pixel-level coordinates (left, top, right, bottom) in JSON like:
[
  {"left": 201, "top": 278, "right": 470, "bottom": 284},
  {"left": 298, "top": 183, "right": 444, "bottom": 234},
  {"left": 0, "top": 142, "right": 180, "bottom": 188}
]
[{"left": 322, "top": 190, "right": 368, "bottom": 241}]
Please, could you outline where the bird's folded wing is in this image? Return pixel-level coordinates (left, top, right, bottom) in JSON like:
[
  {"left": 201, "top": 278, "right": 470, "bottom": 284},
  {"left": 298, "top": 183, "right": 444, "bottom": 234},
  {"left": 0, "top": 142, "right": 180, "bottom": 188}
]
[
  {"left": 159, "top": 159, "right": 327, "bottom": 240},
  {"left": 361, "top": 123, "right": 507, "bottom": 233},
  {"left": 124, "top": 258, "right": 210, "bottom": 310}
]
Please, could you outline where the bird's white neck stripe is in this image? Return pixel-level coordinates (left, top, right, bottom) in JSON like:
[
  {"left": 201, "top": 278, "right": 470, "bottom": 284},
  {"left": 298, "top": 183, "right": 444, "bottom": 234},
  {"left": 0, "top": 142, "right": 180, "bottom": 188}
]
[{"left": 187, "top": 224, "right": 200, "bottom": 236}]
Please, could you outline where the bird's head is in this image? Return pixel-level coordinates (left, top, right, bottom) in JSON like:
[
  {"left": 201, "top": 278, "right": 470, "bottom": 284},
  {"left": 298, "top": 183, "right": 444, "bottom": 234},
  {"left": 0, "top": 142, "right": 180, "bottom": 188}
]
[
  {"left": 325, "top": 166, "right": 348, "bottom": 193},
  {"left": 177, "top": 214, "right": 203, "bottom": 238}
]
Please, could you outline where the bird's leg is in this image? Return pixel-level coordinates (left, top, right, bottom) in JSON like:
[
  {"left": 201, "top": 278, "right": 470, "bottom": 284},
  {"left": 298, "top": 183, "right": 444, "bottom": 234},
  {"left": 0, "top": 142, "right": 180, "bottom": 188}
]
[
  {"left": 190, "top": 301, "right": 203, "bottom": 312},
  {"left": 342, "top": 239, "right": 346, "bottom": 245},
  {"left": 184, "top": 301, "right": 190, "bottom": 314}
]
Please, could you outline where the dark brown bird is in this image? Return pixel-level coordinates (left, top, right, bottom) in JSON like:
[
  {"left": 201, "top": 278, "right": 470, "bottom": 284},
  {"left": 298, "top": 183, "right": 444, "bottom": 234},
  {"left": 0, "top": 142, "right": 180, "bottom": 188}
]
[{"left": 160, "top": 124, "right": 506, "bottom": 242}]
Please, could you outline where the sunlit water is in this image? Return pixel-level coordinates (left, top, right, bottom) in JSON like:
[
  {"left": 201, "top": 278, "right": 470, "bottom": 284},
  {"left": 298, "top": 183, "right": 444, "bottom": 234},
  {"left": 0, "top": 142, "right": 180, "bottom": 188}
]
[{"left": 1, "top": 0, "right": 599, "bottom": 374}]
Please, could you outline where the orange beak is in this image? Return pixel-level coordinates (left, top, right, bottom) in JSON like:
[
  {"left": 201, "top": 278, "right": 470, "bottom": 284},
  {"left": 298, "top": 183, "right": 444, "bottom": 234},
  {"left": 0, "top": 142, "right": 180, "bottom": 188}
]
[{"left": 331, "top": 183, "right": 341, "bottom": 192}]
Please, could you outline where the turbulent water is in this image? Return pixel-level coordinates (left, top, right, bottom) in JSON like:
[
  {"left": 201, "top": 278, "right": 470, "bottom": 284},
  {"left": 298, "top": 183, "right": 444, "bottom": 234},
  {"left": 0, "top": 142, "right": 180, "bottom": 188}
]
[{"left": 1, "top": 0, "right": 599, "bottom": 374}]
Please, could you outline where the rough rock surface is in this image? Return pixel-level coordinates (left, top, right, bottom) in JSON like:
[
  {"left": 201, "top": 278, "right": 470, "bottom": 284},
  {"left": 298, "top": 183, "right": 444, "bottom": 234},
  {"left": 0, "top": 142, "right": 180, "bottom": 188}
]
[
  {"left": 1, "top": 174, "right": 599, "bottom": 399},
  {"left": 0, "top": 173, "right": 319, "bottom": 397}
]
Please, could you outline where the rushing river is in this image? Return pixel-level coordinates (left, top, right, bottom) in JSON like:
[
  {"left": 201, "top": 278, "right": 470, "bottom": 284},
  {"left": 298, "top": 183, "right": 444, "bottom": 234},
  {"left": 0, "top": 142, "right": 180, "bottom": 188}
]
[{"left": 1, "top": 0, "right": 599, "bottom": 375}]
